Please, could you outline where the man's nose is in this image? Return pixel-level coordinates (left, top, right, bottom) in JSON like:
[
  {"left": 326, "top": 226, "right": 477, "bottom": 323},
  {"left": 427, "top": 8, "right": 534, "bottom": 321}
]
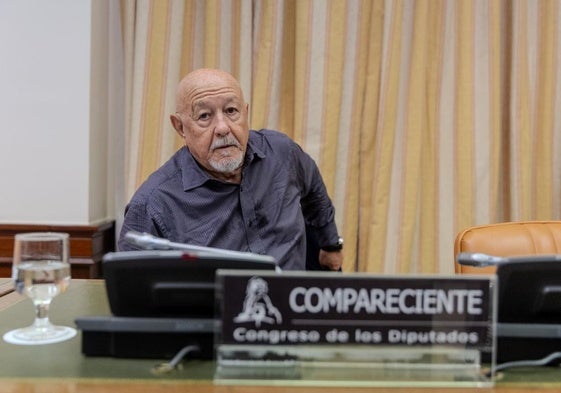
[{"left": 213, "top": 111, "right": 230, "bottom": 135}]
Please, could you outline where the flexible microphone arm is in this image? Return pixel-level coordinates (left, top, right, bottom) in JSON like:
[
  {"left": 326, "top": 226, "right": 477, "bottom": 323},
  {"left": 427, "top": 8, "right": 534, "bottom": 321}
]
[
  {"left": 125, "top": 231, "right": 212, "bottom": 252},
  {"left": 455, "top": 252, "right": 507, "bottom": 267},
  {"left": 456, "top": 252, "right": 561, "bottom": 267},
  {"left": 123, "top": 230, "right": 277, "bottom": 263}
]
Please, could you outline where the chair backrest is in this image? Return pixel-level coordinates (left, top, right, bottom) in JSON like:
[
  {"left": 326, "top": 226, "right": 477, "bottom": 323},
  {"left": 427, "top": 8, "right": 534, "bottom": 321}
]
[{"left": 454, "top": 221, "right": 561, "bottom": 274}]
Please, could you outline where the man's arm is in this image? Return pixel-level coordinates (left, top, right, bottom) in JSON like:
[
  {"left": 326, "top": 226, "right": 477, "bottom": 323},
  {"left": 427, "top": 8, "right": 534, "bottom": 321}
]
[
  {"left": 292, "top": 143, "right": 343, "bottom": 271},
  {"left": 319, "top": 249, "right": 344, "bottom": 271},
  {"left": 118, "top": 201, "right": 166, "bottom": 251}
]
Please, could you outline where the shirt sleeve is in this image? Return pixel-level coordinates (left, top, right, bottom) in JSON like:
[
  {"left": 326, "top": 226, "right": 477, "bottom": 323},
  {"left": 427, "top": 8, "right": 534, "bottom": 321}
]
[
  {"left": 291, "top": 143, "right": 340, "bottom": 248},
  {"left": 117, "top": 199, "right": 169, "bottom": 251}
]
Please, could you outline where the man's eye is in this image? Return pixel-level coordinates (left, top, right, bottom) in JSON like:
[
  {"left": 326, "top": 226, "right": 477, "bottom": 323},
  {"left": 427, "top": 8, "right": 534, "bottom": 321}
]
[
  {"left": 226, "top": 107, "right": 238, "bottom": 114},
  {"left": 198, "top": 113, "right": 211, "bottom": 121}
]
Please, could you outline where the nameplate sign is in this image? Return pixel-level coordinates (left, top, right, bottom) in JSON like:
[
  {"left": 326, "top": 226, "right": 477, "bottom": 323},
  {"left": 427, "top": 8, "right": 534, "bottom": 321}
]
[
  {"left": 216, "top": 270, "right": 494, "bottom": 348},
  {"left": 215, "top": 271, "right": 496, "bottom": 387}
]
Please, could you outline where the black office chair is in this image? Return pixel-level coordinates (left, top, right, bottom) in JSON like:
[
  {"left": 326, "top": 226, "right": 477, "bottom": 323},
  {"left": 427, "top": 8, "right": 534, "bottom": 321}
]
[
  {"left": 306, "top": 225, "right": 340, "bottom": 271},
  {"left": 305, "top": 225, "right": 320, "bottom": 270}
]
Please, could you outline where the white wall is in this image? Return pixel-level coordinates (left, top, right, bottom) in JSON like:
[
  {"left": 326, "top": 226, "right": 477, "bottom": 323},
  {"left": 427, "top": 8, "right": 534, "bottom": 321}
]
[{"left": 0, "top": 0, "right": 123, "bottom": 226}]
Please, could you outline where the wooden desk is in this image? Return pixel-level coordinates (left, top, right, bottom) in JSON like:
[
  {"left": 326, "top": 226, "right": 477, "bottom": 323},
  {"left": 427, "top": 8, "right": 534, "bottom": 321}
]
[
  {"left": 0, "top": 277, "right": 13, "bottom": 297},
  {"left": 1, "top": 281, "right": 561, "bottom": 393},
  {"left": 0, "top": 382, "right": 559, "bottom": 393}
]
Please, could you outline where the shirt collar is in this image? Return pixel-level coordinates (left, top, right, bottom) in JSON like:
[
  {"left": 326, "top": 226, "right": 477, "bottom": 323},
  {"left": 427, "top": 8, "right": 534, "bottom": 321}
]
[{"left": 180, "top": 131, "right": 266, "bottom": 191}]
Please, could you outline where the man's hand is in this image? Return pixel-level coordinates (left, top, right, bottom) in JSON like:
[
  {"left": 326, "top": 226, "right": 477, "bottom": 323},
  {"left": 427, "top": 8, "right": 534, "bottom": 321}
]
[{"left": 318, "top": 250, "right": 343, "bottom": 271}]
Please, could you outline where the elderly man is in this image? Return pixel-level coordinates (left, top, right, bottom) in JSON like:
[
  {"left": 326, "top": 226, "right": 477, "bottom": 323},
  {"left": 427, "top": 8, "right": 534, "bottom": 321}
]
[{"left": 118, "top": 68, "right": 343, "bottom": 271}]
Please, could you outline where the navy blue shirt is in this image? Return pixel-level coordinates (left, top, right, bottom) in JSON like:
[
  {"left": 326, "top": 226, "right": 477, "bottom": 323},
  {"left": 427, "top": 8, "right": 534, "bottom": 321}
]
[{"left": 118, "top": 129, "right": 339, "bottom": 270}]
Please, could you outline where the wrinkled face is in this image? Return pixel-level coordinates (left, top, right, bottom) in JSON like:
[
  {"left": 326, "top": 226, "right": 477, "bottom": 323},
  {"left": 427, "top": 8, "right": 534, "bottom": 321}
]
[{"left": 171, "top": 70, "right": 249, "bottom": 177}]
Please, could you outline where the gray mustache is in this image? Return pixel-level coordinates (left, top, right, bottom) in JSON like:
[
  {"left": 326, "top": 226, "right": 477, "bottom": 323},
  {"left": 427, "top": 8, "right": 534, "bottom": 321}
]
[{"left": 211, "top": 137, "right": 240, "bottom": 150}]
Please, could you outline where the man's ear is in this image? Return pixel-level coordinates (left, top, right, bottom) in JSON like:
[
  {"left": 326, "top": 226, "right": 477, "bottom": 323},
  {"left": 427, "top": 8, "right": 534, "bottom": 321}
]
[{"left": 170, "top": 114, "right": 184, "bottom": 137}]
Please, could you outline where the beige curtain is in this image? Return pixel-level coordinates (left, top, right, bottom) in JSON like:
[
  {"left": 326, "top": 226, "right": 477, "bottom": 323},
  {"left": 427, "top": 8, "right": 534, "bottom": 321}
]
[{"left": 121, "top": 0, "right": 561, "bottom": 274}]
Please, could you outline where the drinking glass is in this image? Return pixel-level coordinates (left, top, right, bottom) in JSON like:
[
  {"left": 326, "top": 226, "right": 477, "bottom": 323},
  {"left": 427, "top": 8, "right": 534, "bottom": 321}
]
[{"left": 3, "top": 232, "right": 77, "bottom": 345}]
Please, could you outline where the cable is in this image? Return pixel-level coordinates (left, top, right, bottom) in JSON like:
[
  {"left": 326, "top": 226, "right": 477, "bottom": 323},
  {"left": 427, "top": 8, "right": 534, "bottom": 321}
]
[
  {"left": 151, "top": 345, "right": 200, "bottom": 375},
  {"left": 486, "top": 351, "right": 561, "bottom": 377}
]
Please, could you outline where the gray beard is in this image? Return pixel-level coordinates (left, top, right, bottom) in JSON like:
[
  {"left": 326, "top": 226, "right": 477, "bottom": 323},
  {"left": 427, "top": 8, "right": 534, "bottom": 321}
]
[{"left": 209, "top": 155, "right": 244, "bottom": 173}]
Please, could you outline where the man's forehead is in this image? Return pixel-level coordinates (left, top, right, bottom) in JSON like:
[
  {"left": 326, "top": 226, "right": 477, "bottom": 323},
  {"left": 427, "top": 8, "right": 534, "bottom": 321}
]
[
  {"left": 191, "top": 91, "right": 243, "bottom": 109},
  {"left": 176, "top": 69, "right": 245, "bottom": 112}
]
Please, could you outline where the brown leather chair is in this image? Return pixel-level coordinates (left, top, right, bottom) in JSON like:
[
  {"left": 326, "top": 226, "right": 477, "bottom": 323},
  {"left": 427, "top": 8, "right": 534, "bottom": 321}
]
[{"left": 454, "top": 221, "right": 561, "bottom": 274}]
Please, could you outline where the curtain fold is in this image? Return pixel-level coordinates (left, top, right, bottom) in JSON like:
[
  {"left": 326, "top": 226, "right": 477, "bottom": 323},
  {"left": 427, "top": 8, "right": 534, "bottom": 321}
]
[{"left": 121, "top": 0, "right": 561, "bottom": 274}]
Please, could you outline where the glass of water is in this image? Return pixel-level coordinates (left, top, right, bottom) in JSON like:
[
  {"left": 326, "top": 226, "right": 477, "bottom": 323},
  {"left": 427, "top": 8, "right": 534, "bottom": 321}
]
[{"left": 3, "top": 232, "right": 77, "bottom": 345}]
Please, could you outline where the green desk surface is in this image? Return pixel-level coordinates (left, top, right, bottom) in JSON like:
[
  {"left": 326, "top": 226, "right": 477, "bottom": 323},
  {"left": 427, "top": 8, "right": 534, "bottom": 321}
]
[
  {"left": 0, "top": 280, "right": 213, "bottom": 381},
  {"left": 1, "top": 280, "right": 561, "bottom": 392}
]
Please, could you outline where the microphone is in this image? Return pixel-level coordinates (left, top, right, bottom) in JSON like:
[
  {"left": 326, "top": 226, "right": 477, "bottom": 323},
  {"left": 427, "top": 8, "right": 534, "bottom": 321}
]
[
  {"left": 457, "top": 252, "right": 561, "bottom": 268},
  {"left": 123, "top": 230, "right": 277, "bottom": 263},
  {"left": 124, "top": 231, "right": 175, "bottom": 250},
  {"left": 456, "top": 252, "right": 507, "bottom": 267}
]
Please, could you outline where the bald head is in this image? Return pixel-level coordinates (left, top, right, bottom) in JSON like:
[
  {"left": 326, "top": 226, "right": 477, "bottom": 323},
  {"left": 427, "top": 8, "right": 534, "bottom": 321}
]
[
  {"left": 170, "top": 68, "right": 250, "bottom": 183},
  {"left": 175, "top": 69, "right": 245, "bottom": 115}
]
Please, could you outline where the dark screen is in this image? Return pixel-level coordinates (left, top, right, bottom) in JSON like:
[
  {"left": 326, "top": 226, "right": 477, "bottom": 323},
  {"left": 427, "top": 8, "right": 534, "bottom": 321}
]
[{"left": 102, "top": 250, "right": 277, "bottom": 318}]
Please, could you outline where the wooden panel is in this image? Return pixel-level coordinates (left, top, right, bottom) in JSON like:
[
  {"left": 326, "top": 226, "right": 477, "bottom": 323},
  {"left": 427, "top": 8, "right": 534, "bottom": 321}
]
[
  {"left": 0, "top": 278, "right": 13, "bottom": 297},
  {"left": 0, "top": 221, "right": 115, "bottom": 279}
]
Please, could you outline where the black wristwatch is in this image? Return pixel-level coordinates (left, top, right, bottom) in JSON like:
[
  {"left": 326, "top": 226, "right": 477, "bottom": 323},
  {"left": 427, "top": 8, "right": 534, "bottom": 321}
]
[{"left": 321, "top": 237, "right": 343, "bottom": 252}]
